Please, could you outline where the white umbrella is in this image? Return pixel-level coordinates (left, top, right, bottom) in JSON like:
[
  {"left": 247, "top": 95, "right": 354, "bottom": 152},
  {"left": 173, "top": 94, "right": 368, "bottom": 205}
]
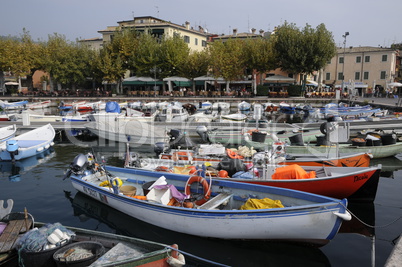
[
  {"left": 4, "top": 82, "right": 19, "bottom": 86},
  {"left": 388, "top": 82, "right": 402, "bottom": 87}
]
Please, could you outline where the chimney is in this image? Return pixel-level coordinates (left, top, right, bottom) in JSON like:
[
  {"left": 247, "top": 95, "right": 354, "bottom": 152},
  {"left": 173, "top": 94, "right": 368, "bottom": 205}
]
[
  {"left": 198, "top": 25, "right": 204, "bottom": 33},
  {"left": 233, "top": 28, "right": 238, "bottom": 36},
  {"left": 185, "top": 21, "right": 190, "bottom": 30},
  {"left": 259, "top": 29, "right": 264, "bottom": 35},
  {"left": 251, "top": 28, "right": 256, "bottom": 34}
]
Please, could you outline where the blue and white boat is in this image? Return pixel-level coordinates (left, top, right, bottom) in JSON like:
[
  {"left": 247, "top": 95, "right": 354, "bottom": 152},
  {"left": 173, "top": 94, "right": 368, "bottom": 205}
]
[
  {"left": 0, "top": 125, "right": 17, "bottom": 143},
  {"left": 0, "top": 124, "right": 55, "bottom": 161},
  {"left": 64, "top": 153, "right": 351, "bottom": 245}
]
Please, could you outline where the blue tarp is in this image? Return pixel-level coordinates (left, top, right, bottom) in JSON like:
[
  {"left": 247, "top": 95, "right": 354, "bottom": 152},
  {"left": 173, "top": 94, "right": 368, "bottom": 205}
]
[{"left": 105, "top": 101, "right": 120, "bottom": 113}]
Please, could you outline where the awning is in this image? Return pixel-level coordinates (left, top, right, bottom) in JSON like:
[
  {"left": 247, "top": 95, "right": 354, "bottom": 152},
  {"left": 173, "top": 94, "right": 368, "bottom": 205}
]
[
  {"left": 4, "top": 82, "right": 19, "bottom": 86},
  {"left": 265, "top": 75, "right": 295, "bottom": 82},
  {"left": 173, "top": 81, "right": 192, "bottom": 87},
  {"left": 123, "top": 81, "right": 163, "bottom": 85}
]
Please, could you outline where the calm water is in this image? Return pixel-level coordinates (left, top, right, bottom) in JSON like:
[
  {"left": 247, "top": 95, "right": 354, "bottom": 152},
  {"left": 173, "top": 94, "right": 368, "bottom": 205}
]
[{"left": 1, "top": 138, "right": 402, "bottom": 266}]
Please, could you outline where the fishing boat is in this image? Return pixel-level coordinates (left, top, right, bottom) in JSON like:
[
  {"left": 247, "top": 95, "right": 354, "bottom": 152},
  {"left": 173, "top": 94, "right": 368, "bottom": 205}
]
[
  {"left": 0, "top": 124, "right": 16, "bottom": 143},
  {"left": 218, "top": 112, "right": 248, "bottom": 123},
  {"left": 126, "top": 145, "right": 380, "bottom": 201},
  {"left": 85, "top": 120, "right": 168, "bottom": 146},
  {"left": 25, "top": 100, "right": 52, "bottom": 109},
  {"left": 0, "top": 124, "right": 55, "bottom": 161},
  {"left": 64, "top": 152, "right": 352, "bottom": 245},
  {"left": 0, "top": 100, "right": 28, "bottom": 110},
  {"left": 0, "top": 203, "right": 187, "bottom": 267}
]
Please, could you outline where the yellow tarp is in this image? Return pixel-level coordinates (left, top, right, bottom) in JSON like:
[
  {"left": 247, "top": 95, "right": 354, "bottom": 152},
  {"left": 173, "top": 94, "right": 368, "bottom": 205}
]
[{"left": 240, "top": 198, "right": 284, "bottom": 210}]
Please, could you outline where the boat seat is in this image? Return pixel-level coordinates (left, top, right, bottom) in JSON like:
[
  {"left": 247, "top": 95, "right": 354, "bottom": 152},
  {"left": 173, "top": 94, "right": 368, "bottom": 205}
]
[{"left": 197, "top": 192, "right": 233, "bottom": 210}]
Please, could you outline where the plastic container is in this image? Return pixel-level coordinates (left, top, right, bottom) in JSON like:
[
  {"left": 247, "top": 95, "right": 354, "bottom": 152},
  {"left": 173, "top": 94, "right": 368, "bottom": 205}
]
[
  {"left": 20, "top": 240, "right": 71, "bottom": 267},
  {"left": 381, "top": 133, "right": 396, "bottom": 145},
  {"left": 316, "top": 135, "right": 330, "bottom": 146},
  {"left": 119, "top": 185, "right": 137, "bottom": 196},
  {"left": 251, "top": 131, "right": 266, "bottom": 142},
  {"left": 289, "top": 133, "right": 304, "bottom": 146},
  {"left": 366, "top": 139, "right": 381, "bottom": 146},
  {"left": 53, "top": 241, "right": 105, "bottom": 267},
  {"left": 351, "top": 138, "right": 366, "bottom": 146}
]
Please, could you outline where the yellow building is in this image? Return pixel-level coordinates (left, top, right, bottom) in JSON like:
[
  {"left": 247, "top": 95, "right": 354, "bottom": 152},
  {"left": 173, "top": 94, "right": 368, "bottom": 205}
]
[{"left": 96, "top": 16, "right": 209, "bottom": 52}]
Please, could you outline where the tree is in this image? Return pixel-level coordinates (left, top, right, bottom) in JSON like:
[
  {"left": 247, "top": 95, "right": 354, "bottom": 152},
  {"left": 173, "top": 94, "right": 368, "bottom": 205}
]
[
  {"left": 180, "top": 50, "right": 210, "bottom": 90},
  {"left": 272, "top": 22, "right": 336, "bottom": 92},
  {"left": 209, "top": 39, "right": 246, "bottom": 90},
  {"left": 158, "top": 34, "right": 190, "bottom": 78}
]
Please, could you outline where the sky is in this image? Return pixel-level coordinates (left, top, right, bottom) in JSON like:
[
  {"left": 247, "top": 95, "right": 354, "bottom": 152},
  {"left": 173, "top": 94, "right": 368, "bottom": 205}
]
[{"left": 1, "top": 0, "right": 401, "bottom": 48}]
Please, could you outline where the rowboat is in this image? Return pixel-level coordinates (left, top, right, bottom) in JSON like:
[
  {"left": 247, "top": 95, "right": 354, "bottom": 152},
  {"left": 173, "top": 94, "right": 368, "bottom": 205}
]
[
  {"left": 0, "top": 204, "right": 188, "bottom": 267},
  {"left": 85, "top": 120, "right": 168, "bottom": 146},
  {"left": 0, "top": 124, "right": 55, "bottom": 161},
  {"left": 0, "top": 125, "right": 16, "bottom": 143},
  {"left": 65, "top": 153, "right": 351, "bottom": 245}
]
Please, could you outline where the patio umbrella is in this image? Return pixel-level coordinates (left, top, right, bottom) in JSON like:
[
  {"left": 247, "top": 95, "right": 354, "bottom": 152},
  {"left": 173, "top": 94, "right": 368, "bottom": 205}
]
[
  {"left": 388, "top": 82, "right": 402, "bottom": 87},
  {"left": 163, "top": 76, "right": 191, "bottom": 91},
  {"left": 265, "top": 75, "right": 295, "bottom": 82}
]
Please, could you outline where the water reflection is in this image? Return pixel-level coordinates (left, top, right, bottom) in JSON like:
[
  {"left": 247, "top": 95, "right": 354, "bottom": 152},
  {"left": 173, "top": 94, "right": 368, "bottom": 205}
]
[
  {"left": 371, "top": 155, "right": 402, "bottom": 178},
  {"left": 0, "top": 148, "right": 55, "bottom": 181},
  {"left": 66, "top": 191, "right": 331, "bottom": 267}
]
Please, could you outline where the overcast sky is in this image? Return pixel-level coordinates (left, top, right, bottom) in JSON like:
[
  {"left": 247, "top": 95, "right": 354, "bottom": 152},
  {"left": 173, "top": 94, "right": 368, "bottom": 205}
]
[{"left": 1, "top": 0, "right": 400, "bottom": 48}]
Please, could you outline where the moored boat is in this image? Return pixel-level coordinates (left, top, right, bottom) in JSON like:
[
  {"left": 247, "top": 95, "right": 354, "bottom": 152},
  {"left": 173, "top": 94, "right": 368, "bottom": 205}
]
[
  {"left": 0, "top": 124, "right": 55, "bottom": 161},
  {"left": 64, "top": 152, "right": 352, "bottom": 245},
  {"left": 0, "top": 124, "right": 16, "bottom": 143}
]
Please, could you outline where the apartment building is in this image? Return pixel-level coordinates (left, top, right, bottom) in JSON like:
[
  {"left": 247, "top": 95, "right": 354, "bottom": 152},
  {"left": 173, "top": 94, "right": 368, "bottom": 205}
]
[{"left": 322, "top": 46, "right": 400, "bottom": 94}]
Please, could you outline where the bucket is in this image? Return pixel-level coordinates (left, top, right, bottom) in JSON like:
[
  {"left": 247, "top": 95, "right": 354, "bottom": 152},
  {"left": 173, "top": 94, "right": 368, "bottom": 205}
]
[
  {"left": 289, "top": 133, "right": 304, "bottom": 146},
  {"left": 251, "top": 131, "right": 266, "bottom": 142},
  {"left": 381, "top": 133, "right": 396, "bottom": 145},
  {"left": 20, "top": 240, "right": 71, "bottom": 267},
  {"left": 142, "top": 181, "right": 155, "bottom": 196},
  {"left": 351, "top": 138, "right": 366, "bottom": 146},
  {"left": 316, "top": 135, "right": 330, "bottom": 146},
  {"left": 53, "top": 241, "right": 105, "bottom": 267},
  {"left": 366, "top": 139, "right": 381, "bottom": 146},
  {"left": 119, "top": 185, "right": 137, "bottom": 196}
]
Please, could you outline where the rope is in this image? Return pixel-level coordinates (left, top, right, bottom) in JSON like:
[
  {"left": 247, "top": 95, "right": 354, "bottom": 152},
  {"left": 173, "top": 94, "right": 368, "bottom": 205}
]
[
  {"left": 165, "top": 245, "right": 231, "bottom": 267},
  {"left": 339, "top": 201, "right": 402, "bottom": 229}
]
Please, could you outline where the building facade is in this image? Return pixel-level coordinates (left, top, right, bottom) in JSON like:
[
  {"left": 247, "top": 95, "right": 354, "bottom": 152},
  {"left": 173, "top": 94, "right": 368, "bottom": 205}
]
[
  {"left": 322, "top": 46, "right": 400, "bottom": 95},
  {"left": 96, "top": 16, "right": 209, "bottom": 52}
]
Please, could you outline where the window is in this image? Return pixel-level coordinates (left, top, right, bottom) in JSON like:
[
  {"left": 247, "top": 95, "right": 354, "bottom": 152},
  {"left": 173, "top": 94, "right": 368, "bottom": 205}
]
[
  {"left": 325, "top": 73, "right": 331, "bottom": 81},
  {"left": 202, "top": 40, "right": 207, "bottom": 47},
  {"left": 355, "top": 72, "right": 360, "bottom": 80},
  {"left": 365, "top": 56, "right": 370, "bottom": 62},
  {"left": 356, "top": 56, "right": 361, "bottom": 63},
  {"left": 195, "top": 38, "right": 198, "bottom": 45},
  {"left": 339, "top": 57, "right": 344, "bottom": 64},
  {"left": 380, "top": 71, "right": 386, "bottom": 79},
  {"left": 382, "top": 55, "right": 388, "bottom": 62},
  {"left": 184, "top": 36, "right": 190, "bottom": 43},
  {"left": 327, "top": 59, "right": 331, "bottom": 64},
  {"left": 338, "top": 72, "right": 343, "bottom": 80},
  {"left": 363, "top": 71, "right": 369, "bottom": 80}
]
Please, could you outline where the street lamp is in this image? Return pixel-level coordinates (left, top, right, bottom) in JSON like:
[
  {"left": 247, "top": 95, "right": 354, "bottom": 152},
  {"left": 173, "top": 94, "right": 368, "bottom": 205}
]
[{"left": 341, "top": 32, "right": 349, "bottom": 94}]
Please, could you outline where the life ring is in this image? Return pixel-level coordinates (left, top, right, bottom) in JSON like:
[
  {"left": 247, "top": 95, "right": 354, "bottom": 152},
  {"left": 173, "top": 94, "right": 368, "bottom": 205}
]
[
  {"left": 185, "top": 176, "right": 211, "bottom": 205},
  {"left": 112, "top": 177, "right": 123, "bottom": 188}
]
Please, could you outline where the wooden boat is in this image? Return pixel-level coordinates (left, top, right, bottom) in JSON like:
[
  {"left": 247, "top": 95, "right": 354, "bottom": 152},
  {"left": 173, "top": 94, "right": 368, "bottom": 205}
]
[
  {"left": 127, "top": 150, "right": 380, "bottom": 201},
  {"left": 65, "top": 153, "right": 352, "bottom": 245},
  {"left": 0, "top": 204, "right": 187, "bottom": 267},
  {"left": 0, "top": 124, "right": 55, "bottom": 161},
  {"left": 0, "top": 125, "right": 16, "bottom": 143},
  {"left": 151, "top": 143, "right": 372, "bottom": 168}
]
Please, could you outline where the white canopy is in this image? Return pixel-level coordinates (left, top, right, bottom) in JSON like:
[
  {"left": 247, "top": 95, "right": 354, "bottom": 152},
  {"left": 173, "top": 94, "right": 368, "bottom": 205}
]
[
  {"left": 162, "top": 76, "right": 190, "bottom": 82},
  {"left": 4, "top": 82, "right": 19, "bottom": 86},
  {"left": 265, "top": 75, "right": 295, "bottom": 82},
  {"left": 388, "top": 82, "right": 402, "bottom": 87},
  {"left": 194, "top": 75, "right": 225, "bottom": 81}
]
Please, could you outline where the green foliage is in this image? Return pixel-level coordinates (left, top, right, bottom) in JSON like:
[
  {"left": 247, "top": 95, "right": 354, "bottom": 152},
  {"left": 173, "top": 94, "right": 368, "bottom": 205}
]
[
  {"left": 287, "top": 84, "right": 303, "bottom": 96},
  {"left": 256, "top": 84, "right": 269, "bottom": 96}
]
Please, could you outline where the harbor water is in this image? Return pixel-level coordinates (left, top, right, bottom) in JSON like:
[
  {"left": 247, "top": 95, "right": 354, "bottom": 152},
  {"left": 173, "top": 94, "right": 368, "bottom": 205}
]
[{"left": 1, "top": 136, "right": 401, "bottom": 267}]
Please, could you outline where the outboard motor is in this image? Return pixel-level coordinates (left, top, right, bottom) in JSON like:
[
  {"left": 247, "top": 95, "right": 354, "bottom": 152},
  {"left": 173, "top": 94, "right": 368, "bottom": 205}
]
[
  {"left": 154, "top": 142, "right": 169, "bottom": 156},
  {"left": 6, "top": 140, "right": 19, "bottom": 161},
  {"left": 196, "top": 125, "right": 209, "bottom": 143},
  {"left": 168, "top": 129, "right": 196, "bottom": 149},
  {"left": 125, "top": 152, "right": 141, "bottom": 168},
  {"left": 63, "top": 153, "right": 89, "bottom": 180}
]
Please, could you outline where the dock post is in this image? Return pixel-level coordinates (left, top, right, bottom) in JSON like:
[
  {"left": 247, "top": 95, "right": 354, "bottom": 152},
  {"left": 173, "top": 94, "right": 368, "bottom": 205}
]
[{"left": 22, "top": 110, "right": 30, "bottom": 126}]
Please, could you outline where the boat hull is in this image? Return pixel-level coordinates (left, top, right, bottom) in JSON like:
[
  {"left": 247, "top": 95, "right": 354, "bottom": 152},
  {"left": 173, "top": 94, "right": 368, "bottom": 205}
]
[{"left": 68, "top": 163, "right": 350, "bottom": 244}]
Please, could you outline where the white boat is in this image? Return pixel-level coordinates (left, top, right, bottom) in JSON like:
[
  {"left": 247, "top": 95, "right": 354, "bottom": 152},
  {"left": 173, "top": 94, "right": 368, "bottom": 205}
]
[
  {"left": 212, "top": 102, "right": 231, "bottom": 112},
  {"left": 25, "top": 100, "right": 52, "bottom": 109},
  {"left": 0, "top": 124, "right": 55, "bottom": 161},
  {"left": 85, "top": 120, "right": 168, "bottom": 146},
  {"left": 0, "top": 100, "right": 28, "bottom": 110},
  {"left": 238, "top": 101, "right": 251, "bottom": 111},
  {"left": 64, "top": 153, "right": 351, "bottom": 245},
  {"left": 218, "top": 113, "right": 247, "bottom": 123},
  {"left": 0, "top": 125, "right": 17, "bottom": 143},
  {"left": 156, "top": 103, "right": 189, "bottom": 122}
]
